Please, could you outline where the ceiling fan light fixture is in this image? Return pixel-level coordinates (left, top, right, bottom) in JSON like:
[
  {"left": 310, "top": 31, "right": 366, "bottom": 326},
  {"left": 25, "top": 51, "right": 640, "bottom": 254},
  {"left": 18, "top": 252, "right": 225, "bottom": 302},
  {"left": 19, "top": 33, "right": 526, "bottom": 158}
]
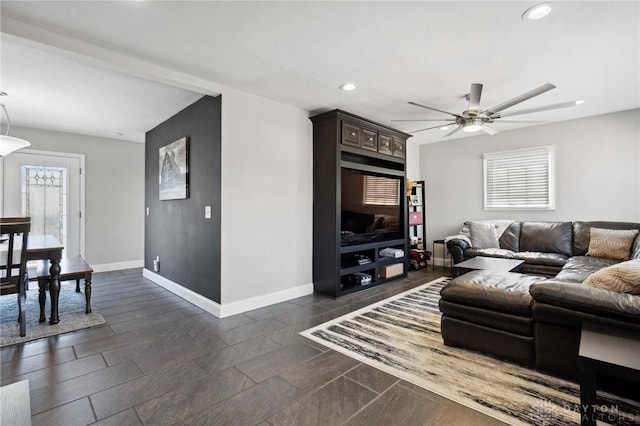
[
  {"left": 463, "top": 123, "right": 482, "bottom": 133},
  {"left": 522, "top": 3, "right": 553, "bottom": 20},
  {"left": 0, "top": 102, "right": 31, "bottom": 157},
  {"left": 575, "top": 100, "right": 585, "bottom": 105},
  {"left": 439, "top": 125, "right": 450, "bottom": 130},
  {"left": 339, "top": 83, "right": 357, "bottom": 92}
]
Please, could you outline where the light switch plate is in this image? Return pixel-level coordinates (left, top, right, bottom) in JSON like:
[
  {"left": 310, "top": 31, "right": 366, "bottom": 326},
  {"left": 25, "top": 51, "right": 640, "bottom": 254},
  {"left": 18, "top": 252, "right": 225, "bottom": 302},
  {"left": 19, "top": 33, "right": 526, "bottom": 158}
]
[{"left": 205, "top": 206, "right": 211, "bottom": 219}]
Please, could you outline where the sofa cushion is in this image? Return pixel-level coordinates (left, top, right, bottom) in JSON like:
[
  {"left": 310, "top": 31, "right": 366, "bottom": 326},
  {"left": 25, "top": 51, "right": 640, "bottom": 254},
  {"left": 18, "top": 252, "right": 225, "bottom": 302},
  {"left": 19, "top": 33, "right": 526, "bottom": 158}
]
[
  {"left": 462, "top": 248, "right": 567, "bottom": 269},
  {"left": 468, "top": 221, "right": 500, "bottom": 249},
  {"left": 554, "top": 256, "right": 619, "bottom": 283},
  {"left": 499, "top": 221, "right": 521, "bottom": 252},
  {"left": 464, "top": 248, "right": 517, "bottom": 259},
  {"left": 584, "top": 259, "right": 640, "bottom": 294},
  {"left": 520, "top": 221, "right": 573, "bottom": 257},
  {"left": 441, "top": 270, "right": 545, "bottom": 316},
  {"left": 586, "top": 227, "right": 639, "bottom": 261},
  {"left": 531, "top": 281, "right": 640, "bottom": 322},
  {"left": 511, "top": 251, "right": 568, "bottom": 267},
  {"left": 573, "top": 221, "right": 640, "bottom": 256}
]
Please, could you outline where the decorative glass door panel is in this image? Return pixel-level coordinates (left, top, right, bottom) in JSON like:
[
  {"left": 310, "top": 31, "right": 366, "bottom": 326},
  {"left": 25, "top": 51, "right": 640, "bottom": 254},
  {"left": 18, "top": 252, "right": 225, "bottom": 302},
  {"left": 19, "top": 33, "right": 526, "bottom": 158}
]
[{"left": 21, "top": 165, "right": 68, "bottom": 249}]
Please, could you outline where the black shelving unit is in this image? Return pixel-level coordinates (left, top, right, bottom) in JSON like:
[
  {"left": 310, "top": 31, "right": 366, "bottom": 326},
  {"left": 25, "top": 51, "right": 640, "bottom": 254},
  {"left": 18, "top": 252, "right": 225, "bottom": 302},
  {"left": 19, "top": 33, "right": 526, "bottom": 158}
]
[
  {"left": 408, "top": 180, "right": 426, "bottom": 249},
  {"left": 408, "top": 180, "right": 429, "bottom": 270}
]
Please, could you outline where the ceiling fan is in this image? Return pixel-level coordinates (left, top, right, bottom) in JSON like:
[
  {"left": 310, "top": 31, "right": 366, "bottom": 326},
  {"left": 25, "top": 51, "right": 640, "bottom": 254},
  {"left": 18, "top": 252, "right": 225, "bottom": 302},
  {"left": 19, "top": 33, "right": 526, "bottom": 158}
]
[{"left": 393, "top": 83, "right": 583, "bottom": 137}]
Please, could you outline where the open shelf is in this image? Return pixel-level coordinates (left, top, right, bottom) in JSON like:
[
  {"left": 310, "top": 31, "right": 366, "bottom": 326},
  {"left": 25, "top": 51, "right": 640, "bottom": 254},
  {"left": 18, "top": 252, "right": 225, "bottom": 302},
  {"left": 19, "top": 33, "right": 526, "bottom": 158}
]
[
  {"left": 337, "top": 242, "right": 407, "bottom": 296},
  {"left": 340, "top": 238, "right": 407, "bottom": 254}
]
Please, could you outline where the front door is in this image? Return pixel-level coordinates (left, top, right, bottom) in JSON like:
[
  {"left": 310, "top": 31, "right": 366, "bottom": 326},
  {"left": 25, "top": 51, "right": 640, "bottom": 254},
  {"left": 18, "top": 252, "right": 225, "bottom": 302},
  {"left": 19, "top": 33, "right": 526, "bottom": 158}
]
[{"left": 2, "top": 150, "right": 84, "bottom": 258}]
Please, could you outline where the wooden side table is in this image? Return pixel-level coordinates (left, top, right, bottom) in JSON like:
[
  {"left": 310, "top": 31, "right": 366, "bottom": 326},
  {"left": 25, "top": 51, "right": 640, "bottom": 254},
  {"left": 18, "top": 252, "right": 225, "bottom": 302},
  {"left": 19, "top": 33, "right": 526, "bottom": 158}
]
[{"left": 578, "top": 323, "right": 640, "bottom": 426}]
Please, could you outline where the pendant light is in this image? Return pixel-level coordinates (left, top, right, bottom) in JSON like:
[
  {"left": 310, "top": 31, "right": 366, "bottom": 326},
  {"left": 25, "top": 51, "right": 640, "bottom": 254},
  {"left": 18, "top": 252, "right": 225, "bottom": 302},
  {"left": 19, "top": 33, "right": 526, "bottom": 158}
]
[{"left": 0, "top": 102, "right": 31, "bottom": 157}]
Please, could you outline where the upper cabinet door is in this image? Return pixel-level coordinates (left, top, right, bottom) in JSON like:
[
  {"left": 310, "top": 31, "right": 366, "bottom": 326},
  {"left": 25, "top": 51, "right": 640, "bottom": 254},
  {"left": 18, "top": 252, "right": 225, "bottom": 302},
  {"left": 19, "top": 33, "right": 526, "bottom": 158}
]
[
  {"left": 378, "top": 134, "right": 393, "bottom": 155},
  {"left": 392, "top": 137, "right": 406, "bottom": 158},
  {"left": 361, "top": 129, "right": 378, "bottom": 151},
  {"left": 342, "top": 122, "right": 361, "bottom": 147}
]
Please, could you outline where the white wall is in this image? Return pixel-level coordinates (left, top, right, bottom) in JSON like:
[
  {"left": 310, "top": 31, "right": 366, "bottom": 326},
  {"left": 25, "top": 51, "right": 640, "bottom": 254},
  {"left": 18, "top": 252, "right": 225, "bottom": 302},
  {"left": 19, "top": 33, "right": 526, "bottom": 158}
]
[
  {"left": 220, "top": 88, "right": 313, "bottom": 306},
  {"left": 2, "top": 126, "right": 145, "bottom": 270},
  {"left": 406, "top": 139, "right": 421, "bottom": 182},
  {"left": 420, "top": 109, "right": 640, "bottom": 260}
]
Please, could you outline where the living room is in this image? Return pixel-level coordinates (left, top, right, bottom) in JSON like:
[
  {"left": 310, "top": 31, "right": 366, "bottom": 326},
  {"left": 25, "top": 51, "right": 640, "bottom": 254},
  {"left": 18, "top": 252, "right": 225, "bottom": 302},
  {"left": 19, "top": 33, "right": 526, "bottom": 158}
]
[{"left": 1, "top": 1, "right": 639, "bottom": 425}]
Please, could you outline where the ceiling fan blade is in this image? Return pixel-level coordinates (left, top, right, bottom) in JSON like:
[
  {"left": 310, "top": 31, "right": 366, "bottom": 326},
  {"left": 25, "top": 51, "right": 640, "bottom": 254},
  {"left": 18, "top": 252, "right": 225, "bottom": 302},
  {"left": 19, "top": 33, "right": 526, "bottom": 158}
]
[
  {"left": 409, "top": 123, "right": 453, "bottom": 133},
  {"left": 444, "top": 126, "right": 463, "bottom": 137},
  {"left": 492, "top": 119, "right": 545, "bottom": 123},
  {"left": 391, "top": 119, "right": 456, "bottom": 122},
  {"left": 484, "top": 83, "right": 556, "bottom": 116},
  {"left": 481, "top": 124, "right": 498, "bottom": 135},
  {"left": 496, "top": 101, "right": 581, "bottom": 118},
  {"left": 408, "top": 101, "right": 462, "bottom": 118},
  {"left": 468, "top": 83, "right": 483, "bottom": 116}
]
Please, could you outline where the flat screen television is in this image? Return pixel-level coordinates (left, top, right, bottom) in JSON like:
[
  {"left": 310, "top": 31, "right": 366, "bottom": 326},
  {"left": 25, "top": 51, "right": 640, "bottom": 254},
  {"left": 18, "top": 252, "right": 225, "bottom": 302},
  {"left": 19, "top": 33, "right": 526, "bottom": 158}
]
[{"left": 341, "top": 168, "right": 404, "bottom": 246}]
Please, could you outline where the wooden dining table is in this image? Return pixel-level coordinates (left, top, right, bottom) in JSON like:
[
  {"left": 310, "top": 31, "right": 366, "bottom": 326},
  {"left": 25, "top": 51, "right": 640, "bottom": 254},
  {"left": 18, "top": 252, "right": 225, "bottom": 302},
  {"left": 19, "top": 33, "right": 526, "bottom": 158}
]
[{"left": 25, "top": 235, "right": 64, "bottom": 325}]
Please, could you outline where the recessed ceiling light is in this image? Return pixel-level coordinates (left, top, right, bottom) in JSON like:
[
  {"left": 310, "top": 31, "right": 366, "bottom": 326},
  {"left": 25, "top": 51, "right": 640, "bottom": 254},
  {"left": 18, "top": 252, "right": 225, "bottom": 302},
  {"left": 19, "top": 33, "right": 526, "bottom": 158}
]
[
  {"left": 575, "top": 100, "right": 585, "bottom": 105},
  {"left": 339, "top": 83, "right": 357, "bottom": 92},
  {"left": 522, "top": 3, "right": 552, "bottom": 20},
  {"left": 439, "top": 126, "right": 450, "bottom": 130}
]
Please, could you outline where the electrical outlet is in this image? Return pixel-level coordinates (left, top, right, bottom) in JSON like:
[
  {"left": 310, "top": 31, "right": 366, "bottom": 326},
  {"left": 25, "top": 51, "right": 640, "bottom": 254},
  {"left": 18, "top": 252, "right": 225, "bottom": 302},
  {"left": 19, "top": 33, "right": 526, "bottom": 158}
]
[
  {"left": 205, "top": 206, "right": 211, "bottom": 219},
  {"left": 153, "top": 256, "right": 160, "bottom": 272},
  {"left": 146, "top": 207, "right": 150, "bottom": 216}
]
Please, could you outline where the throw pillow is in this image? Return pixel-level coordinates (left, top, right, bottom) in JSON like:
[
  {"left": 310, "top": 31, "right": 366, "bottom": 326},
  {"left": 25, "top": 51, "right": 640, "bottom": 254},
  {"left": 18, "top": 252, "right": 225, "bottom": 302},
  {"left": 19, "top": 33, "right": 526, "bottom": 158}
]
[
  {"left": 586, "top": 228, "right": 639, "bottom": 261},
  {"left": 468, "top": 221, "right": 500, "bottom": 249},
  {"left": 584, "top": 259, "right": 640, "bottom": 295}
]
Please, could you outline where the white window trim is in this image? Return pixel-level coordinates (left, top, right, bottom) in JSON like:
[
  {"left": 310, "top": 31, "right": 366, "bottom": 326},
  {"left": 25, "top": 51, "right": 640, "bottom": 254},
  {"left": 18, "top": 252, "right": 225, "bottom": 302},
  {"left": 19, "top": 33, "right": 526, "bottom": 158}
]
[{"left": 483, "top": 145, "right": 556, "bottom": 211}]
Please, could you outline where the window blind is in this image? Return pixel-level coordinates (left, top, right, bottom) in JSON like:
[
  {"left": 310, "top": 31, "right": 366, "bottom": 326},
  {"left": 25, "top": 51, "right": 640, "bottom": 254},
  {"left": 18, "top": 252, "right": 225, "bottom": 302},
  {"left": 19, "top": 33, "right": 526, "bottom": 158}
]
[
  {"left": 483, "top": 146, "right": 555, "bottom": 210},
  {"left": 363, "top": 176, "right": 400, "bottom": 206}
]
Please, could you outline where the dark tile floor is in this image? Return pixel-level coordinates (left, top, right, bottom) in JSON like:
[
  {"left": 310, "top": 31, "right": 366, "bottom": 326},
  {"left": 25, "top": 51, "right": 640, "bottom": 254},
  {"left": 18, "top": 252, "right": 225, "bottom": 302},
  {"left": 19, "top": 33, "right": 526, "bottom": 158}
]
[{"left": 0, "top": 267, "right": 508, "bottom": 426}]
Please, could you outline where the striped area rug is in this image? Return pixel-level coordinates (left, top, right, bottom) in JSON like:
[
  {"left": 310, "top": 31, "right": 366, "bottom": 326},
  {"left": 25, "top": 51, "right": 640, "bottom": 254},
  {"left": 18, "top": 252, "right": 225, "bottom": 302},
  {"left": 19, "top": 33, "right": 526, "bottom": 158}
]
[{"left": 300, "top": 278, "right": 640, "bottom": 426}]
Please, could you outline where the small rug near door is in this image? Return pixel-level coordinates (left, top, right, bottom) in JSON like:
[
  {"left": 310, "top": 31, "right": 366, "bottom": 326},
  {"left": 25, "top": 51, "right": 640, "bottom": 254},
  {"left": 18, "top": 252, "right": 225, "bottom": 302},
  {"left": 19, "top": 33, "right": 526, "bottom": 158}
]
[
  {"left": 300, "top": 278, "right": 640, "bottom": 426},
  {"left": 0, "top": 282, "right": 105, "bottom": 347}
]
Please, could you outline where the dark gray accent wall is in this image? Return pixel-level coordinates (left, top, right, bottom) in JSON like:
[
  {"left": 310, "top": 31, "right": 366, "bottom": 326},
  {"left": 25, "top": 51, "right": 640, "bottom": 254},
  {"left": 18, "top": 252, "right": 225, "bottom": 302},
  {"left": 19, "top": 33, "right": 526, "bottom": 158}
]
[{"left": 145, "top": 95, "right": 222, "bottom": 303}]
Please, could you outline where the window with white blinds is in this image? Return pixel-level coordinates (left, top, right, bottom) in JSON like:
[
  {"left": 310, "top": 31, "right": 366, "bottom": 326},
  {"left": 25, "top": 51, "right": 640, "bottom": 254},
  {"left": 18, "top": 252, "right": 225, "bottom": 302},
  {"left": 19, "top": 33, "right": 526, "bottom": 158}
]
[
  {"left": 363, "top": 176, "right": 400, "bottom": 206},
  {"left": 483, "top": 146, "right": 555, "bottom": 210}
]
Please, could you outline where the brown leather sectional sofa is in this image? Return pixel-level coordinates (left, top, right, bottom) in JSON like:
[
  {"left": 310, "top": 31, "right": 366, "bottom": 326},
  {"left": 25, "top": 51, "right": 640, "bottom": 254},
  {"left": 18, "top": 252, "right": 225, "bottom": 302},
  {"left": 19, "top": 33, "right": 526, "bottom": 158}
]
[{"left": 441, "top": 221, "right": 640, "bottom": 387}]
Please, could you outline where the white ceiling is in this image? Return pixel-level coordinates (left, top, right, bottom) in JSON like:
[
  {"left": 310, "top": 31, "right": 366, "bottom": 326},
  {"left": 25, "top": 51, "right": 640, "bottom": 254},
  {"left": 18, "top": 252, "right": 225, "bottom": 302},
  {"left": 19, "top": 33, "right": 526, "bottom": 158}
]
[{"left": 1, "top": 1, "right": 638, "bottom": 144}]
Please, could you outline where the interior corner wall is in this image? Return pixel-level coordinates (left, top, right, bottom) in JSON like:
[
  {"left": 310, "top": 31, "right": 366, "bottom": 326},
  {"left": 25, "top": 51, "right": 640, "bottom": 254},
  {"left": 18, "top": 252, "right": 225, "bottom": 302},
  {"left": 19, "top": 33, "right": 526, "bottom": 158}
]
[
  {"left": 420, "top": 109, "right": 640, "bottom": 248},
  {"left": 145, "top": 95, "right": 222, "bottom": 303},
  {"left": 405, "top": 138, "right": 421, "bottom": 182},
  {"left": 1, "top": 125, "right": 144, "bottom": 269},
  {"left": 220, "top": 88, "right": 312, "bottom": 306}
]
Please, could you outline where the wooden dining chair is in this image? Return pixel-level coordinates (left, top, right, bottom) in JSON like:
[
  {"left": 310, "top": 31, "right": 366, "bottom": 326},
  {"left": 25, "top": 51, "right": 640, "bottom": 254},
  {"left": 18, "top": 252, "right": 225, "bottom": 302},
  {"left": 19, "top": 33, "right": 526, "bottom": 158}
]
[{"left": 0, "top": 217, "right": 31, "bottom": 337}]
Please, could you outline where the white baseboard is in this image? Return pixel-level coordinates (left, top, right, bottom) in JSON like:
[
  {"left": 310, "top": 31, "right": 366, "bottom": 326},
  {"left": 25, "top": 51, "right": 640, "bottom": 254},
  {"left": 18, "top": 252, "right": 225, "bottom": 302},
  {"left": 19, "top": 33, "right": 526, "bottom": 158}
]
[
  {"left": 142, "top": 268, "right": 314, "bottom": 318},
  {"left": 92, "top": 260, "right": 144, "bottom": 273},
  {"left": 219, "top": 282, "right": 314, "bottom": 318},
  {"left": 143, "top": 268, "right": 222, "bottom": 317}
]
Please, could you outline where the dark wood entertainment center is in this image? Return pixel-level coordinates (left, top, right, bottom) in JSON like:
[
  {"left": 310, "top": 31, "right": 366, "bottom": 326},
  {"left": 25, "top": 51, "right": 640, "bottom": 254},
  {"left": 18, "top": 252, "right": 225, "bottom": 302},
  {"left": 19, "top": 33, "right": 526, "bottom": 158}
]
[{"left": 310, "top": 109, "right": 411, "bottom": 298}]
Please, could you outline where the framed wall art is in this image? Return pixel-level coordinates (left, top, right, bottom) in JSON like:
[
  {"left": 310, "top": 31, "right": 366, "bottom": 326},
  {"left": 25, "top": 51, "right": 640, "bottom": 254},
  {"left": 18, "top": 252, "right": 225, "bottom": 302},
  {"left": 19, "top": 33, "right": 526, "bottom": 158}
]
[{"left": 159, "top": 136, "right": 189, "bottom": 200}]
